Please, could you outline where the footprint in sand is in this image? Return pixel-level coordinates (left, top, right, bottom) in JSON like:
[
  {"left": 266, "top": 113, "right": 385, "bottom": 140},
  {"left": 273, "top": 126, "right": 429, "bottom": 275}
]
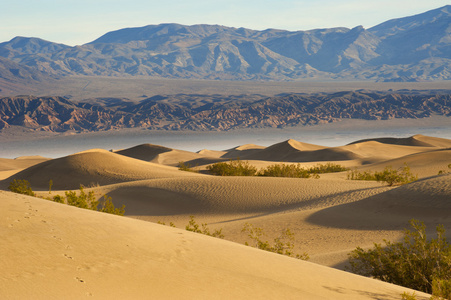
[{"left": 75, "top": 277, "right": 85, "bottom": 283}]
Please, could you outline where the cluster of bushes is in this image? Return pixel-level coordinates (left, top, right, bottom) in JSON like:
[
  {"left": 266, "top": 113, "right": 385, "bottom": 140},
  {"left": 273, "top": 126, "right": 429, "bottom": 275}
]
[
  {"left": 201, "top": 159, "right": 348, "bottom": 178},
  {"left": 347, "top": 163, "right": 418, "bottom": 186},
  {"left": 348, "top": 219, "right": 451, "bottom": 299},
  {"left": 8, "top": 179, "right": 36, "bottom": 196},
  {"left": 8, "top": 179, "right": 125, "bottom": 216},
  {"left": 206, "top": 159, "right": 258, "bottom": 176}
]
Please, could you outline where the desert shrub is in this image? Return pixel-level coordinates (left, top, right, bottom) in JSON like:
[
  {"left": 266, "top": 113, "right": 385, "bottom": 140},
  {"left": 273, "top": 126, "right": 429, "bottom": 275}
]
[
  {"left": 258, "top": 163, "right": 311, "bottom": 178},
  {"left": 438, "top": 164, "right": 451, "bottom": 175},
  {"left": 241, "top": 223, "right": 309, "bottom": 260},
  {"left": 207, "top": 159, "right": 257, "bottom": 176},
  {"left": 401, "top": 292, "right": 418, "bottom": 300},
  {"left": 48, "top": 179, "right": 53, "bottom": 194},
  {"left": 157, "top": 221, "right": 176, "bottom": 227},
  {"left": 178, "top": 161, "right": 199, "bottom": 173},
  {"left": 65, "top": 185, "right": 98, "bottom": 210},
  {"left": 98, "top": 195, "right": 125, "bottom": 216},
  {"left": 8, "top": 179, "right": 35, "bottom": 196},
  {"left": 347, "top": 163, "right": 417, "bottom": 186},
  {"left": 431, "top": 278, "right": 451, "bottom": 300},
  {"left": 307, "top": 163, "right": 349, "bottom": 174},
  {"left": 185, "top": 216, "right": 224, "bottom": 238},
  {"left": 347, "top": 219, "right": 451, "bottom": 294},
  {"left": 52, "top": 194, "right": 64, "bottom": 203}
]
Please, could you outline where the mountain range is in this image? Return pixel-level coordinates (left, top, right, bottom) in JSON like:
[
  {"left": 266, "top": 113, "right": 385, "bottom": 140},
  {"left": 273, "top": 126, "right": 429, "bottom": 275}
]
[
  {"left": 0, "top": 5, "right": 450, "bottom": 82},
  {"left": 1, "top": 91, "right": 450, "bottom": 132}
]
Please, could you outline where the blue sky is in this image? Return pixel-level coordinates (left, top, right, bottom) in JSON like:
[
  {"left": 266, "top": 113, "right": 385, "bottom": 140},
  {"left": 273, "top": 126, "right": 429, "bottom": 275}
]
[{"left": 1, "top": 0, "right": 449, "bottom": 46}]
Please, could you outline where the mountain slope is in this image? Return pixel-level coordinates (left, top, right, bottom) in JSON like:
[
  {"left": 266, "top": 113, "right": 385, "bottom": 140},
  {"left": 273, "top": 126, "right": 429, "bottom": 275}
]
[{"left": 0, "top": 6, "right": 450, "bottom": 81}]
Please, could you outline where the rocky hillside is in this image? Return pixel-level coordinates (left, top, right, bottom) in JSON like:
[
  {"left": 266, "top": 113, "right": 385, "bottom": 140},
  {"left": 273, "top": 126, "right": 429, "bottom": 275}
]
[
  {"left": 1, "top": 91, "right": 450, "bottom": 132},
  {"left": 0, "top": 6, "right": 450, "bottom": 82}
]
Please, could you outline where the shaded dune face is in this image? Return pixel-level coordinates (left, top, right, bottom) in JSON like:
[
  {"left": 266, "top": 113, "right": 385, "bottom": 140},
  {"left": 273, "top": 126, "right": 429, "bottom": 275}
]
[
  {"left": 103, "top": 177, "right": 388, "bottom": 216},
  {"left": 307, "top": 174, "right": 451, "bottom": 231},
  {"left": 115, "top": 143, "right": 173, "bottom": 161}
]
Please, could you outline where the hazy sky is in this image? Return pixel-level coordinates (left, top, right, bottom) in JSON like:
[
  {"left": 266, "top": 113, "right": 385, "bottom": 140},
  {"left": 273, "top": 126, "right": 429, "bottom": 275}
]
[{"left": 1, "top": 0, "right": 449, "bottom": 46}]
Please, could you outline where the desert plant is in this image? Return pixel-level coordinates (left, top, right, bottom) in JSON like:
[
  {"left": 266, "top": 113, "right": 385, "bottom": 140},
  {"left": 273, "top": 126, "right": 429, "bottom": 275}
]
[
  {"left": 185, "top": 216, "right": 224, "bottom": 238},
  {"left": 52, "top": 194, "right": 65, "bottom": 203},
  {"left": 258, "top": 163, "right": 311, "bottom": 178},
  {"left": 48, "top": 179, "right": 53, "bottom": 194},
  {"left": 241, "top": 223, "right": 309, "bottom": 260},
  {"left": 207, "top": 159, "right": 257, "bottom": 176},
  {"left": 347, "top": 163, "right": 417, "bottom": 186},
  {"left": 431, "top": 278, "right": 451, "bottom": 300},
  {"left": 157, "top": 221, "right": 176, "bottom": 227},
  {"left": 347, "top": 219, "right": 451, "bottom": 294},
  {"left": 401, "top": 292, "right": 418, "bottom": 300},
  {"left": 8, "top": 179, "right": 35, "bottom": 196},
  {"left": 178, "top": 161, "right": 199, "bottom": 173},
  {"left": 438, "top": 164, "right": 451, "bottom": 175},
  {"left": 98, "top": 195, "right": 125, "bottom": 216},
  {"left": 65, "top": 185, "right": 98, "bottom": 210},
  {"left": 307, "top": 162, "right": 349, "bottom": 174}
]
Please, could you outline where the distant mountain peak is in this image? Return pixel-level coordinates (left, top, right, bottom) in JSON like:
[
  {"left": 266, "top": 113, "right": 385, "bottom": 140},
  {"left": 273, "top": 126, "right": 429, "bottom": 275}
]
[{"left": 1, "top": 6, "right": 450, "bottom": 82}]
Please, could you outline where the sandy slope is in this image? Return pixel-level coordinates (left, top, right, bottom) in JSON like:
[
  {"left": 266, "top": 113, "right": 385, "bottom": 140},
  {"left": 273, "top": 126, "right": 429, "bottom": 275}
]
[
  {"left": 0, "top": 191, "right": 429, "bottom": 300},
  {"left": 1, "top": 134, "right": 450, "bottom": 298},
  {"left": 2, "top": 149, "right": 200, "bottom": 190},
  {"left": 0, "top": 156, "right": 50, "bottom": 172}
]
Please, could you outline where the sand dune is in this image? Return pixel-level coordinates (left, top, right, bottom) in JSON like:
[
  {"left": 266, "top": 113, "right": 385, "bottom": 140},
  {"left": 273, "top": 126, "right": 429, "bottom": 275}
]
[
  {"left": 348, "top": 134, "right": 451, "bottom": 147},
  {"left": 0, "top": 191, "right": 429, "bottom": 300},
  {"left": 116, "top": 143, "right": 208, "bottom": 166},
  {"left": 0, "top": 156, "right": 50, "bottom": 172},
  {"left": 101, "top": 177, "right": 389, "bottom": 216},
  {"left": 340, "top": 140, "right": 436, "bottom": 161},
  {"left": 225, "top": 139, "right": 359, "bottom": 162},
  {"left": 3, "top": 149, "right": 199, "bottom": 190},
  {"left": 353, "top": 148, "right": 451, "bottom": 178},
  {"left": 307, "top": 174, "right": 451, "bottom": 232},
  {"left": 1, "top": 134, "right": 450, "bottom": 298}
]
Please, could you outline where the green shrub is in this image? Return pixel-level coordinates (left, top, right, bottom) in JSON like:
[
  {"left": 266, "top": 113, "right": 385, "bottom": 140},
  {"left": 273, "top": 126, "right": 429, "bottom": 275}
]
[
  {"left": 48, "top": 179, "right": 53, "bottom": 194},
  {"left": 242, "top": 223, "right": 309, "bottom": 260},
  {"left": 347, "top": 219, "right": 451, "bottom": 294},
  {"left": 98, "top": 195, "right": 125, "bottom": 216},
  {"left": 258, "top": 163, "right": 311, "bottom": 178},
  {"left": 185, "top": 216, "right": 224, "bottom": 238},
  {"left": 8, "top": 179, "right": 35, "bottom": 196},
  {"left": 207, "top": 159, "right": 257, "bottom": 176},
  {"left": 307, "top": 162, "right": 349, "bottom": 174},
  {"left": 207, "top": 160, "right": 347, "bottom": 178},
  {"left": 52, "top": 194, "right": 64, "bottom": 203},
  {"left": 65, "top": 185, "right": 98, "bottom": 210},
  {"left": 431, "top": 278, "right": 451, "bottom": 300},
  {"left": 347, "top": 163, "right": 418, "bottom": 186},
  {"left": 401, "top": 292, "right": 418, "bottom": 300},
  {"left": 178, "top": 161, "right": 199, "bottom": 173},
  {"left": 157, "top": 221, "right": 176, "bottom": 227}
]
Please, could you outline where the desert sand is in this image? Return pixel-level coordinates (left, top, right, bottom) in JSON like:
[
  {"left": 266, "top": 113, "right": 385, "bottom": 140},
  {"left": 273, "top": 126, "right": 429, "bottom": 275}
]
[{"left": 1, "top": 134, "right": 450, "bottom": 299}]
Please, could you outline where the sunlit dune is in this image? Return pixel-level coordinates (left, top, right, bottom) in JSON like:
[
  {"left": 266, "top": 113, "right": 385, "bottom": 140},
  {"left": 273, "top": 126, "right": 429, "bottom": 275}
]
[{"left": 1, "top": 134, "right": 450, "bottom": 299}]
